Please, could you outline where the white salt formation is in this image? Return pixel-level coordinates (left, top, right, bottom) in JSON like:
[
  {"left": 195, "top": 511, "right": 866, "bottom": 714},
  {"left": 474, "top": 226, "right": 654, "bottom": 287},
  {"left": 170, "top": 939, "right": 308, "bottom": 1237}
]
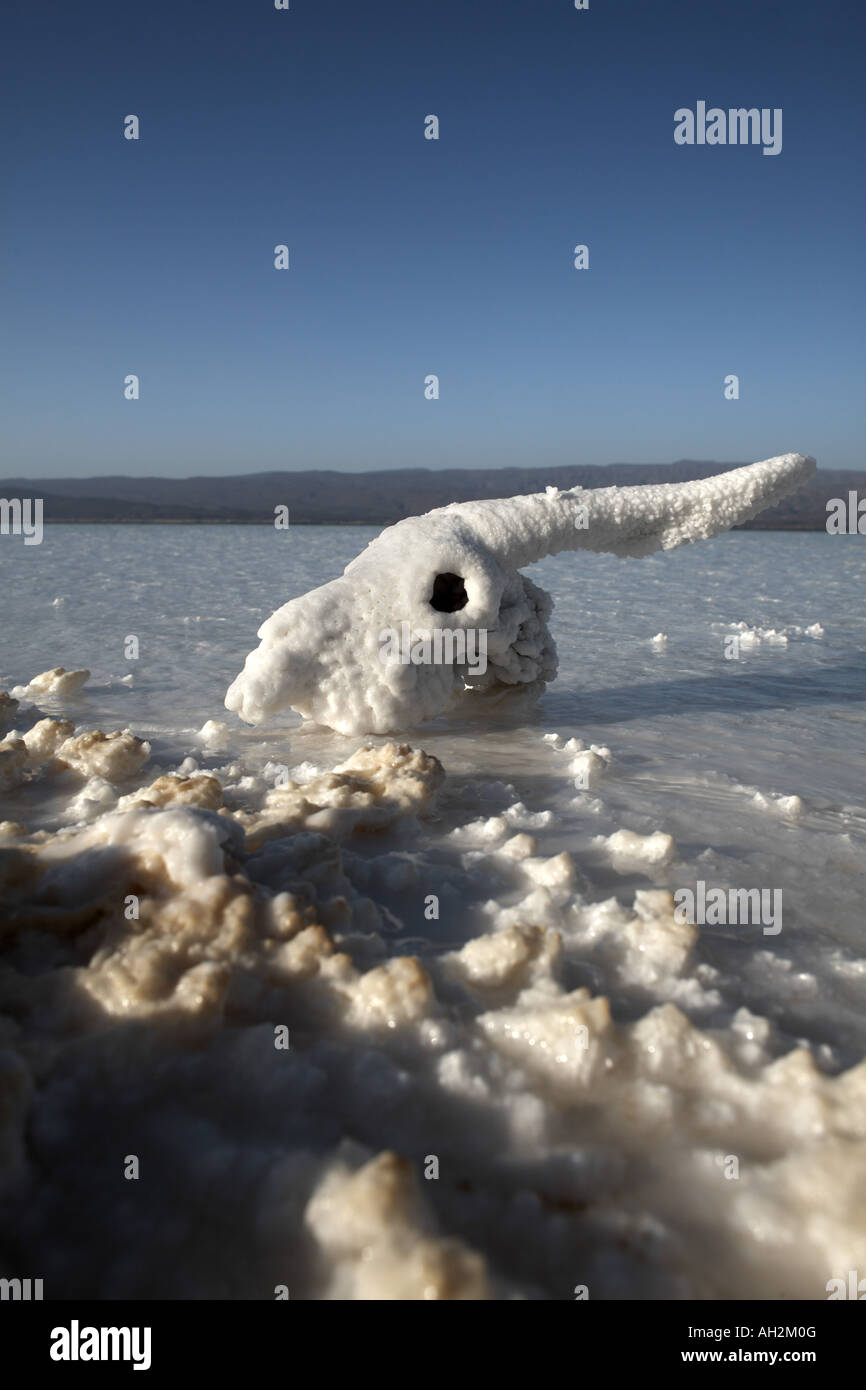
[
  {"left": 226, "top": 454, "right": 816, "bottom": 735},
  {"left": 13, "top": 666, "right": 91, "bottom": 701},
  {"left": 196, "top": 718, "right": 230, "bottom": 751}
]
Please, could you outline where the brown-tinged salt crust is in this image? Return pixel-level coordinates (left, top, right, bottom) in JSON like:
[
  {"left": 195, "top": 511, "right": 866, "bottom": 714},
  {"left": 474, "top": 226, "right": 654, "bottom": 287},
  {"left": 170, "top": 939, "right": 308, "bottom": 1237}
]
[
  {"left": 54, "top": 729, "right": 151, "bottom": 782},
  {"left": 0, "top": 695, "right": 864, "bottom": 1300},
  {"left": 12, "top": 666, "right": 91, "bottom": 701},
  {"left": 0, "top": 715, "right": 150, "bottom": 797},
  {"left": 118, "top": 772, "right": 225, "bottom": 812},
  {"left": 22, "top": 717, "right": 76, "bottom": 761},
  {"left": 0, "top": 691, "right": 19, "bottom": 733},
  {"left": 234, "top": 744, "right": 445, "bottom": 849},
  {"left": 0, "top": 738, "right": 28, "bottom": 792}
]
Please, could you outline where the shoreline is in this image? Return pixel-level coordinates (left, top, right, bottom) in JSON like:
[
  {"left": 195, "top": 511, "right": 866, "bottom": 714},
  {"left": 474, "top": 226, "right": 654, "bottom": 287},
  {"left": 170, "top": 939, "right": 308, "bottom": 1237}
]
[{"left": 14, "top": 518, "right": 833, "bottom": 530}]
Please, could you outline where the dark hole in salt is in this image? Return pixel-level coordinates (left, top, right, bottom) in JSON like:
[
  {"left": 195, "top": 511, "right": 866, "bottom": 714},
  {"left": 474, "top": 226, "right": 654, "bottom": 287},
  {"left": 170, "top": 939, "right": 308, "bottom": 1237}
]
[{"left": 430, "top": 572, "right": 468, "bottom": 613}]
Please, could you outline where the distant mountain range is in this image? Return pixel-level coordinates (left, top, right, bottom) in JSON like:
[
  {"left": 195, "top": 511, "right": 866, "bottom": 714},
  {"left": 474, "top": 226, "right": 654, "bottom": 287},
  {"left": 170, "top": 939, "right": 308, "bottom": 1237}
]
[{"left": 0, "top": 462, "right": 857, "bottom": 529}]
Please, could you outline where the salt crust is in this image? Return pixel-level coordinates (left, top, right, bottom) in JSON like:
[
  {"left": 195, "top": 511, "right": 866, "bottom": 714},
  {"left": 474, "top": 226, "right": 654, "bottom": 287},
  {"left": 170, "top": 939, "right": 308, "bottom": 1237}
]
[{"left": 1, "top": 690, "right": 863, "bottom": 1299}]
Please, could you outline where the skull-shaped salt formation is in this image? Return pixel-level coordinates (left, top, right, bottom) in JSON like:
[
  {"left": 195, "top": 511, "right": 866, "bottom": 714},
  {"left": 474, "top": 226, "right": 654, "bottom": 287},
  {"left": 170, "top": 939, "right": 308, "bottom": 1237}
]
[{"left": 225, "top": 453, "right": 815, "bottom": 735}]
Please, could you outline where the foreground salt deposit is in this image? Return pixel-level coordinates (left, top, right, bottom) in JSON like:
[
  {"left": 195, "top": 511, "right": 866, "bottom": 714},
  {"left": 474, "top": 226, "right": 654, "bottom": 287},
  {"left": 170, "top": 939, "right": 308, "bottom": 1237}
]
[
  {"left": 1, "top": 680, "right": 863, "bottom": 1300},
  {"left": 226, "top": 454, "right": 816, "bottom": 734}
]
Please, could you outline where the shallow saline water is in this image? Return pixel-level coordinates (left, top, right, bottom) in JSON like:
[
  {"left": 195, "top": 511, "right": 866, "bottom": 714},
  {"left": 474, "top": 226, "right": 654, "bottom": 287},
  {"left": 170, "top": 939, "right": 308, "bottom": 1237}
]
[{"left": 1, "top": 524, "right": 865, "bottom": 1299}]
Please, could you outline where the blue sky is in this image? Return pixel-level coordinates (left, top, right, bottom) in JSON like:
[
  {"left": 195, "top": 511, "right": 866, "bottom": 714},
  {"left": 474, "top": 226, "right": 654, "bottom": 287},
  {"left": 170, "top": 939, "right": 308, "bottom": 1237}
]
[{"left": 2, "top": 0, "right": 864, "bottom": 476}]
